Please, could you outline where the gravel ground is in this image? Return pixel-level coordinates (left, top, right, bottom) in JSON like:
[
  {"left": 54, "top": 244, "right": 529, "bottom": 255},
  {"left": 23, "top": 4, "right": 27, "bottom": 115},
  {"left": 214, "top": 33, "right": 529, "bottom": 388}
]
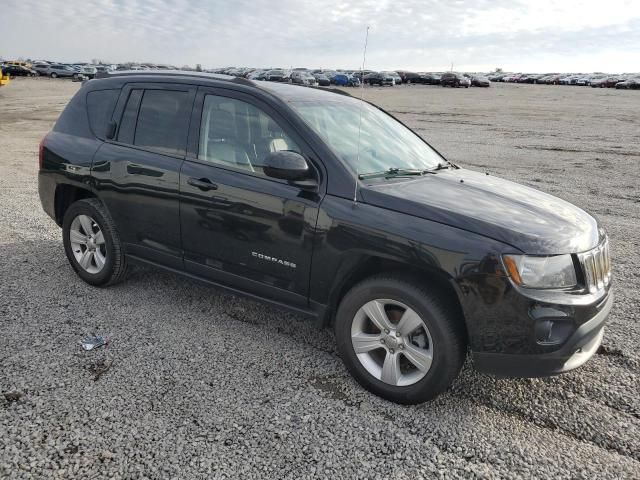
[{"left": 0, "top": 78, "right": 638, "bottom": 479}]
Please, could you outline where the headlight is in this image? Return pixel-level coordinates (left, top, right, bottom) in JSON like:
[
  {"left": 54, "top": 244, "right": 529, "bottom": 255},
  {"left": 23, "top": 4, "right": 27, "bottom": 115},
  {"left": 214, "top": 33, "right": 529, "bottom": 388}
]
[{"left": 502, "top": 254, "right": 577, "bottom": 289}]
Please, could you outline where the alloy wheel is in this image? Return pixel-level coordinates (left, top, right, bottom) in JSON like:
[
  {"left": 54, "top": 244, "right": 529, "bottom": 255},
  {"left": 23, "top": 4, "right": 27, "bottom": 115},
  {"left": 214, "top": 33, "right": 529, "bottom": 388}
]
[
  {"left": 69, "top": 214, "right": 107, "bottom": 274},
  {"left": 351, "top": 299, "right": 434, "bottom": 387}
]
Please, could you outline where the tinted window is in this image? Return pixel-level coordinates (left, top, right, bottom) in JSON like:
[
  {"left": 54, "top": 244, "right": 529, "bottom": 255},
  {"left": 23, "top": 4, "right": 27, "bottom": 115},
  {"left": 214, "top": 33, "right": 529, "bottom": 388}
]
[
  {"left": 199, "top": 95, "right": 300, "bottom": 176},
  {"left": 117, "top": 89, "right": 143, "bottom": 144},
  {"left": 53, "top": 89, "right": 94, "bottom": 138},
  {"left": 134, "top": 89, "right": 190, "bottom": 155},
  {"left": 86, "top": 89, "right": 120, "bottom": 139}
]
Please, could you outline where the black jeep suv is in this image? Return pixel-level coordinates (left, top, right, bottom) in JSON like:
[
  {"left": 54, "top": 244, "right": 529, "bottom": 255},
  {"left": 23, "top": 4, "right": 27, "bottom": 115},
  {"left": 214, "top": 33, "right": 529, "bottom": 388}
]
[{"left": 38, "top": 71, "right": 612, "bottom": 404}]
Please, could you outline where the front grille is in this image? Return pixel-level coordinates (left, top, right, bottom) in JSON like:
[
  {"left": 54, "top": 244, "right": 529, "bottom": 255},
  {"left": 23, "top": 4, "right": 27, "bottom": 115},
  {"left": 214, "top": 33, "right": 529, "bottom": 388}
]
[{"left": 577, "top": 238, "right": 611, "bottom": 294}]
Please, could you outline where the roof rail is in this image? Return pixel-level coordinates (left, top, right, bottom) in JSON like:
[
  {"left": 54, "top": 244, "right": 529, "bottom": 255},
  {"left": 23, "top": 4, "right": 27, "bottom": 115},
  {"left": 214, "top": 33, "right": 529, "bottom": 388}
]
[{"left": 95, "top": 70, "right": 234, "bottom": 82}]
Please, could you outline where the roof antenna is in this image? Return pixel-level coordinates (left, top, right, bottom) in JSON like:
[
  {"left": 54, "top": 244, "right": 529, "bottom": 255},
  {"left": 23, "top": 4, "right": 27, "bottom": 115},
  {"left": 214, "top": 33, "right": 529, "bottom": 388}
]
[{"left": 353, "top": 26, "right": 370, "bottom": 205}]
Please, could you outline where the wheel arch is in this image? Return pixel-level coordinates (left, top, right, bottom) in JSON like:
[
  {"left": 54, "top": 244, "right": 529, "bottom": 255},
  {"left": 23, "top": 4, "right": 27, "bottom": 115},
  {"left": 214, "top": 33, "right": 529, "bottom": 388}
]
[
  {"left": 54, "top": 184, "right": 97, "bottom": 226},
  {"left": 323, "top": 256, "right": 467, "bottom": 340}
]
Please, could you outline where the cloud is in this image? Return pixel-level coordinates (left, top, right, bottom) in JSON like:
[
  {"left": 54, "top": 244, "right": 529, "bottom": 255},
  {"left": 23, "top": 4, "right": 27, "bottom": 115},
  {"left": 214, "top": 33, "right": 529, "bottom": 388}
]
[{"left": 2, "top": 0, "right": 639, "bottom": 72}]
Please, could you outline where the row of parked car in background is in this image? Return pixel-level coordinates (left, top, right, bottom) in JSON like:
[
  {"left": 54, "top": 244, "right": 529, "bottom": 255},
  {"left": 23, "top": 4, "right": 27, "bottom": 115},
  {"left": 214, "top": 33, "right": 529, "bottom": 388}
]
[
  {"left": 210, "top": 67, "right": 493, "bottom": 88},
  {"left": 2, "top": 59, "right": 638, "bottom": 91},
  {"left": 489, "top": 72, "right": 640, "bottom": 89},
  {"left": 0, "top": 60, "right": 179, "bottom": 81}
]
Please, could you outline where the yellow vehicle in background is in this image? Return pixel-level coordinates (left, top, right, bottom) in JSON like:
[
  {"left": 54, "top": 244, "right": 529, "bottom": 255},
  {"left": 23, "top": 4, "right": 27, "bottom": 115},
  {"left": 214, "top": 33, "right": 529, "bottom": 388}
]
[{"left": 0, "top": 69, "right": 11, "bottom": 87}]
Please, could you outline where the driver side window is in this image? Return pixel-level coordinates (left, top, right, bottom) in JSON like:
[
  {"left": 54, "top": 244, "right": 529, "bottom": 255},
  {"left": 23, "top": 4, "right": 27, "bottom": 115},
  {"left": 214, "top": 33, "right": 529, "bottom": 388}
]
[{"left": 198, "top": 95, "right": 300, "bottom": 176}]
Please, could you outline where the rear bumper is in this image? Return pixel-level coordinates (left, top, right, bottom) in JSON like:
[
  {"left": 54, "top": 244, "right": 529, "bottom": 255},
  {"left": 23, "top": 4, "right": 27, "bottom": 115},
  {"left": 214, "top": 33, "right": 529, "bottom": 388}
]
[
  {"left": 38, "top": 172, "right": 58, "bottom": 223},
  {"left": 473, "top": 291, "right": 612, "bottom": 377}
]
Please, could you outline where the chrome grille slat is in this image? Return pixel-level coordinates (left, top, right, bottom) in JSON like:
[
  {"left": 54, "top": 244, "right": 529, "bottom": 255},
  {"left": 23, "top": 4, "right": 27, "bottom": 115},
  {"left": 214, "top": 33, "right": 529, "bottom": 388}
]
[
  {"left": 604, "top": 242, "right": 611, "bottom": 285},
  {"left": 585, "top": 254, "right": 595, "bottom": 292},
  {"left": 578, "top": 237, "right": 611, "bottom": 294},
  {"left": 597, "top": 245, "right": 605, "bottom": 289}
]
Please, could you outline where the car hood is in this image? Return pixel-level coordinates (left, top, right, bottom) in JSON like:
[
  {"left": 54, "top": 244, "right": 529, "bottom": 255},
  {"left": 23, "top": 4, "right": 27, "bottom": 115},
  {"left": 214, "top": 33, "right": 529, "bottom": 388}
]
[{"left": 361, "top": 168, "right": 600, "bottom": 254}]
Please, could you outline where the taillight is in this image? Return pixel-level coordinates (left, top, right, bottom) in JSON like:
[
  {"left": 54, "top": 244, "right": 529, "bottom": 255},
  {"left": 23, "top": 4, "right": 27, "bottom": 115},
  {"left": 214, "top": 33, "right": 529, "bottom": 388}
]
[{"left": 38, "top": 134, "right": 47, "bottom": 169}]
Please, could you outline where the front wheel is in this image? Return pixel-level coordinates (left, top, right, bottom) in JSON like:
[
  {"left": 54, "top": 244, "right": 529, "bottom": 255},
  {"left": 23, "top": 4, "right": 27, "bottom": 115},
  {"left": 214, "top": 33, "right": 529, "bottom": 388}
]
[
  {"left": 62, "top": 198, "right": 128, "bottom": 286},
  {"left": 50, "top": 72, "right": 57, "bottom": 78},
  {"left": 335, "top": 275, "right": 466, "bottom": 404}
]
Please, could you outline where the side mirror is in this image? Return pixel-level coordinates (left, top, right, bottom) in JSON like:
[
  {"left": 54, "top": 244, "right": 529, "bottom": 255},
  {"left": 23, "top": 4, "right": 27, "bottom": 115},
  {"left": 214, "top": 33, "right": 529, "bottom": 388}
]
[{"left": 263, "top": 150, "right": 310, "bottom": 182}]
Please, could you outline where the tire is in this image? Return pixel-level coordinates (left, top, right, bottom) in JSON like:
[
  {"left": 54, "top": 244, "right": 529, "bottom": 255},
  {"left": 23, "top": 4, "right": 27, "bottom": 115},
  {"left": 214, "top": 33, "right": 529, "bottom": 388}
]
[
  {"left": 50, "top": 72, "right": 57, "bottom": 78},
  {"left": 335, "top": 274, "right": 466, "bottom": 404},
  {"left": 62, "top": 198, "right": 128, "bottom": 287}
]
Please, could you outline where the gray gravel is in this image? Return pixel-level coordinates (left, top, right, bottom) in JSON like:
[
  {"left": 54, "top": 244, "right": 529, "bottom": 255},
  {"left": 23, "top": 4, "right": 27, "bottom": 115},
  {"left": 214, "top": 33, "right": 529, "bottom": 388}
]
[{"left": 1, "top": 78, "right": 639, "bottom": 479}]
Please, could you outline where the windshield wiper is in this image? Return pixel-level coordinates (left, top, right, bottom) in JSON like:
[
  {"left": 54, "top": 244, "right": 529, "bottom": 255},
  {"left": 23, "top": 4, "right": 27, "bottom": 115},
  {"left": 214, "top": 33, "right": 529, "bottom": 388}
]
[
  {"left": 427, "top": 162, "right": 455, "bottom": 172},
  {"left": 358, "top": 167, "right": 429, "bottom": 180}
]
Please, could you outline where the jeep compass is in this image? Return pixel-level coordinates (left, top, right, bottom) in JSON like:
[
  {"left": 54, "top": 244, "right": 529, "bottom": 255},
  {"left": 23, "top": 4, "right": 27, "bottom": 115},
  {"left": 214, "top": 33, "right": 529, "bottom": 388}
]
[{"left": 38, "top": 71, "right": 612, "bottom": 404}]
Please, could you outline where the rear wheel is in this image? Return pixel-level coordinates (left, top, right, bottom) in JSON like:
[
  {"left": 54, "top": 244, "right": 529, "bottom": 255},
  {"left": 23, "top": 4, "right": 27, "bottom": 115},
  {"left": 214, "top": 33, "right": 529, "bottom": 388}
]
[
  {"left": 62, "top": 198, "right": 128, "bottom": 286},
  {"left": 50, "top": 72, "right": 57, "bottom": 78},
  {"left": 335, "top": 275, "right": 466, "bottom": 404}
]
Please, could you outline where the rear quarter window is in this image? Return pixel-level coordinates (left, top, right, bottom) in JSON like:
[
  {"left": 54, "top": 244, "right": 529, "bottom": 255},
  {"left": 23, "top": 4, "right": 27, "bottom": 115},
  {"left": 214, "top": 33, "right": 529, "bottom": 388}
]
[
  {"left": 86, "top": 89, "right": 120, "bottom": 139},
  {"left": 53, "top": 89, "right": 93, "bottom": 138}
]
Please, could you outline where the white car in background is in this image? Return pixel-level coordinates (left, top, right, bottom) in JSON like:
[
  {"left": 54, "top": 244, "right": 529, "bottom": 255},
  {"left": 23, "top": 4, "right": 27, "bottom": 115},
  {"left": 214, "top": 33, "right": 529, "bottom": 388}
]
[
  {"left": 382, "top": 71, "right": 402, "bottom": 85},
  {"left": 80, "top": 65, "right": 98, "bottom": 79}
]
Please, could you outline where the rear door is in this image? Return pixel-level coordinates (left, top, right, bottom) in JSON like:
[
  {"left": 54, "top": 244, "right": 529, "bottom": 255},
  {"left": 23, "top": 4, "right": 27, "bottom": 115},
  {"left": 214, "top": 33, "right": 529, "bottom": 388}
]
[
  {"left": 92, "top": 83, "right": 196, "bottom": 268},
  {"left": 179, "top": 87, "right": 325, "bottom": 307}
]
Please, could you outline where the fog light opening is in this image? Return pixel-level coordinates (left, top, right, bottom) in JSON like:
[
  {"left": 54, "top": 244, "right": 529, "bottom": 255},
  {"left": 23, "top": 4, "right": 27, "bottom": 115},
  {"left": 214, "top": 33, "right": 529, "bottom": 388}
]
[{"left": 535, "top": 318, "right": 575, "bottom": 346}]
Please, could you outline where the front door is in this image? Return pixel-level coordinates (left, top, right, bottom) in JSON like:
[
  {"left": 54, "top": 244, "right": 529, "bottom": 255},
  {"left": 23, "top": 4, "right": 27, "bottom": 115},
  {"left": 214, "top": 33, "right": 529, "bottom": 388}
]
[{"left": 179, "top": 88, "right": 324, "bottom": 307}]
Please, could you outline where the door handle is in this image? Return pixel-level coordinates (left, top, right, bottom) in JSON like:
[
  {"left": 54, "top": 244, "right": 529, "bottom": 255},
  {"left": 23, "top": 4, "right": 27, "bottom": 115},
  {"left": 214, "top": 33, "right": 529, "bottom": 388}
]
[{"left": 187, "top": 177, "right": 218, "bottom": 191}]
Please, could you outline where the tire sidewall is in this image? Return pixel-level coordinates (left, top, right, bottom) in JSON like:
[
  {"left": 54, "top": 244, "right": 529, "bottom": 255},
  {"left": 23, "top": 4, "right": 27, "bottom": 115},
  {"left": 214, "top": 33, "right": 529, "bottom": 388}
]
[
  {"left": 335, "top": 278, "right": 463, "bottom": 404},
  {"left": 62, "top": 201, "right": 117, "bottom": 286}
]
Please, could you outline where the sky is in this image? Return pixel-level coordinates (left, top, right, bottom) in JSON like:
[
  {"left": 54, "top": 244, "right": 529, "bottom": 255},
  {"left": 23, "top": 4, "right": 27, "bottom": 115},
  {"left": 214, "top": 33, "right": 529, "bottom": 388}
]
[{"left": 2, "top": 0, "right": 640, "bottom": 73}]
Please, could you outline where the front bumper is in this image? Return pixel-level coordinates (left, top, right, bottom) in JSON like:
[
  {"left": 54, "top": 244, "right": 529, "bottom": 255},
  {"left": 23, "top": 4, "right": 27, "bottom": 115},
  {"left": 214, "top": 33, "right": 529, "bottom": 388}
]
[{"left": 473, "top": 291, "right": 612, "bottom": 377}]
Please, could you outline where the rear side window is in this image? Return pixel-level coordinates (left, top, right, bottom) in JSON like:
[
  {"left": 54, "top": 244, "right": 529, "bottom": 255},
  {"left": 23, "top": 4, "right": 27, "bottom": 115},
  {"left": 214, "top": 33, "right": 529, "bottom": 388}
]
[
  {"left": 86, "top": 89, "right": 120, "bottom": 139},
  {"left": 133, "top": 89, "right": 190, "bottom": 156}
]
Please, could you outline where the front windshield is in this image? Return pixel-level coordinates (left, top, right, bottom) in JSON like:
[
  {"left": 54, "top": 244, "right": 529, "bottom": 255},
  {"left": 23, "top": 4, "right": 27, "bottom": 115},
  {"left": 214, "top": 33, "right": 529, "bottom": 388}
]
[{"left": 291, "top": 100, "right": 443, "bottom": 174}]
